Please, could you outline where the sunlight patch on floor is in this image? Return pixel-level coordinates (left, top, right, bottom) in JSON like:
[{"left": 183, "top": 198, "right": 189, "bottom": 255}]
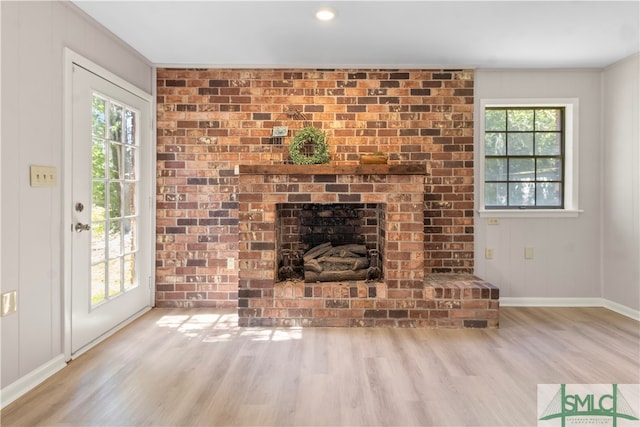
[{"left": 155, "top": 310, "right": 303, "bottom": 342}]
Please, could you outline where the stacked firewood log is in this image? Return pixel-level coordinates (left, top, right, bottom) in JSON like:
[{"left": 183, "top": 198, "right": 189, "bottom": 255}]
[{"left": 303, "top": 242, "right": 372, "bottom": 282}]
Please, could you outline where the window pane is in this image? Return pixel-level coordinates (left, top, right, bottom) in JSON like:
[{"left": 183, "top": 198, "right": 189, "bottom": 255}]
[
  {"left": 535, "top": 109, "right": 562, "bottom": 131},
  {"left": 485, "top": 132, "right": 506, "bottom": 155},
  {"left": 509, "top": 182, "right": 535, "bottom": 206},
  {"left": 507, "top": 110, "right": 534, "bottom": 131},
  {"left": 507, "top": 133, "right": 534, "bottom": 155},
  {"left": 536, "top": 183, "right": 562, "bottom": 206},
  {"left": 109, "top": 103, "right": 123, "bottom": 142},
  {"left": 485, "top": 109, "right": 506, "bottom": 131},
  {"left": 535, "top": 132, "right": 561, "bottom": 155},
  {"left": 537, "top": 158, "right": 562, "bottom": 181},
  {"left": 485, "top": 183, "right": 507, "bottom": 206},
  {"left": 485, "top": 158, "right": 507, "bottom": 181},
  {"left": 509, "top": 158, "right": 535, "bottom": 181}
]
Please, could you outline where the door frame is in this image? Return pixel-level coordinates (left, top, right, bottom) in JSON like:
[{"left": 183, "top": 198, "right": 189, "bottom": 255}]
[{"left": 62, "top": 49, "right": 156, "bottom": 360}]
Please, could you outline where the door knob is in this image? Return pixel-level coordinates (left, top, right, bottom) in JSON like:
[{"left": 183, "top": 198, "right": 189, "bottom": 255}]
[{"left": 75, "top": 222, "right": 91, "bottom": 233}]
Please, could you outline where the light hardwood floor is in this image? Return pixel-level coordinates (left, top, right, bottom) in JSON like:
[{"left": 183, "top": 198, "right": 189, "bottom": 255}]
[{"left": 2, "top": 307, "right": 638, "bottom": 426}]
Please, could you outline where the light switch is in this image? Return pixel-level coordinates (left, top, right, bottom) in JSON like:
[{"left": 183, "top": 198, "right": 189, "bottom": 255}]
[{"left": 30, "top": 165, "right": 57, "bottom": 187}]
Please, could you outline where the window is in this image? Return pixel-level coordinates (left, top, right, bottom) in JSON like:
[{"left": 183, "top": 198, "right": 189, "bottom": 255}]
[{"left": 479, "top": 99, "right": 580, "bottom": 217}]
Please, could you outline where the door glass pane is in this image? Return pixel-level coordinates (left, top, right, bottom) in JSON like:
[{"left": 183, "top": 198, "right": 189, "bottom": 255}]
[
  {"left": 124, "top": 183, "right": 136, "bottom": 216},
  {"left": 91, "top": 224, "right": 105, "bottom": 264},
  {"left": 91, "top": 263, "right": 106, "bottom": 305},
  {"left": 124, "top": 146, "right": 136, "bottom": 179},
  {"left": 109, "top": 104, "right": 123, "bottom": 142},
  {"left": 90, "top": 94, "right": 140, "bottom": 308},
  {"left": 124, "top": 253, "right": 136, "bottom": 291},
  {"left": 93, "top": 97, "right": 106, "bottom": 138},
  {"left": 125, "top": 109, "right": 136, "bottom": 145},
  {"left": 108, "top": 258, "right": 122, "bottom": 297},
  {"left": 109, "top": 142, "right": 122, "bottom": 179},
  {"left": 109, "top": 182, "right": 122, "bottom": 219},
  {"left": 124, "top": 219, "right": 136, "bottom": 253},
  {"left": 92, "top": 182, "right": 106, "bottom": 220},
  {"left": 92, "top": 138, "right": 106, "bottom": 178},
  {"left": 108, "top": 220, "right": 122, "bottom": 258}
]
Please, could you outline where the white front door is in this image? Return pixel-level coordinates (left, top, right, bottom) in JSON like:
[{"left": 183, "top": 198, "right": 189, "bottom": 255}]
[{"left": 70, "top": 63, "right": 153, "bottom": 356}]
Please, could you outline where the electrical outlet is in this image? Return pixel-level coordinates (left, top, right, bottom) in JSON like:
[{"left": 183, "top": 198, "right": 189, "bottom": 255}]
[
  {"left": 487, "top": 218, "right": 499, "bottom": 225},
  {"left": 525, "top": 247, "right": 534, "bottom": 259},
  {"left": 485, "top": 248, "right": 494, "bottom": 259},
  {"left": 227, "top": 257, "right": 234, "bottom": 269},
  {"left": 30, "top": 165, "right": 57, "bottom": 187},
  {"left": 1, "top": 291, "right": 17, "bottom": 316}
]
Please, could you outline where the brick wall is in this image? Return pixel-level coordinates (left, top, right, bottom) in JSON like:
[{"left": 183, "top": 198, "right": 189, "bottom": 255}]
[{"left": 156, "top": 69, "right": 474, "bottom": 308}]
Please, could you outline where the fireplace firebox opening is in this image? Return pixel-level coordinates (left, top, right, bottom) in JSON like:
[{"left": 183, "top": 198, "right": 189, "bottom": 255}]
[{"left": 276, "top": 203, "right": 385, "bottom": 283}]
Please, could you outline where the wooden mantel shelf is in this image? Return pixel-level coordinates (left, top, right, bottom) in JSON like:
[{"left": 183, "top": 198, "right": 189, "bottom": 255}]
[{"left": 238, "top": 164, "right": 427, "bottom": 175}]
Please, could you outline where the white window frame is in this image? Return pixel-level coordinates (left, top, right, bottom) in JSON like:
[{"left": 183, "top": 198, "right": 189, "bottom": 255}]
[{"left": 477, "top": 98, "right": 583, "bottom": 218}]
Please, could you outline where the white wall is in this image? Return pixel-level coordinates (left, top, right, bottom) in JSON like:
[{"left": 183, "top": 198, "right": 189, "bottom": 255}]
[
  {"left": 474, "top": 69, "right": 603, "bottom": 300},
  {"left": 602, "top": 54, "right": 640, "bottom": 312},
  {"left": 1, "top": 0, "right": 152, "bottom": 395}
]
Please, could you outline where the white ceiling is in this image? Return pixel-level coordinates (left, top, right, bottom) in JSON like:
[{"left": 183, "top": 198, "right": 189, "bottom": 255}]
[{"left": 72, "top": 0, "right": 640, "bottom": 69}]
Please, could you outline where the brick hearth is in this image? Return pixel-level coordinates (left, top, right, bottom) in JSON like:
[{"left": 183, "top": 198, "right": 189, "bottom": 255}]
[{"left": 238, "top": 164, "right": 498, "bottom": 327}]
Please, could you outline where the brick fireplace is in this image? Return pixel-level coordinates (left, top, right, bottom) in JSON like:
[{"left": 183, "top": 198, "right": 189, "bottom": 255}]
[
  {"left": 238, "top": 164, "right": 498, "bottom": 327},
  {"left": 156, "top": 68, "right": 482, "bottom": 314}
]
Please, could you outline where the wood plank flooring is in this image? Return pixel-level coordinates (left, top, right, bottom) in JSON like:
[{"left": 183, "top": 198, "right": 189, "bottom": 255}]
[{"left": 2, "top": 307, "right": 638, "bottom": 426}]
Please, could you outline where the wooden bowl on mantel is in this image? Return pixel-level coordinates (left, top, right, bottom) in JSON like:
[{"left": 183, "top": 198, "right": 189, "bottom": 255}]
[{"left": 359, "top": 154, "right": 388, "bottom": 165}]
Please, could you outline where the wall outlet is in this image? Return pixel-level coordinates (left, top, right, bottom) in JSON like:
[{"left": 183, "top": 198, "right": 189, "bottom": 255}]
[
  {"left": 485, "top": 248, "right": 494, "bottom": 259},
  {"left": 227, "top": 257, "right": 234, "bottom": 269},
  {"left": 487, "top": 218, "right": 499, "bottom": 225},
  {"left": 525, "top": 247, "right": 534, "bottom": 259},
  {"left": 30, "top": 165, "right": 57, "bottom": 187},
  {"left": 1, "top": 290, "right": 17, "bottom": 316}
]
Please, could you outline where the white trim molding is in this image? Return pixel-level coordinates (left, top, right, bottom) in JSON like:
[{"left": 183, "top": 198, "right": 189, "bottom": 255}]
[
  {"left": 500, "top": 297, "right": 639, "bottom": 321},
  {"left": 0, "top": 354, "right": 67, "bottom": 409}
]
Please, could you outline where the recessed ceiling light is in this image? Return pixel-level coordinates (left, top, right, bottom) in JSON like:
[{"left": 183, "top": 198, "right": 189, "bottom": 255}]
[{"left": 315, "top": 7, "right": 336, "bottom": 21}]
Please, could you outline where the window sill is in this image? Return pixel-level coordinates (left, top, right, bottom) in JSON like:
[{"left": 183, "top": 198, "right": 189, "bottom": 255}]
[{"left": 477, "top": 209, "right": 583, "bottom": 219}]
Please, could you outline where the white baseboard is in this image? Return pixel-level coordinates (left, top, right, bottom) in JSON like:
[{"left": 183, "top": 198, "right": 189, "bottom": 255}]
[
  {"left": 500, "top": 297, "right": 640, "bottom": 321},
  {"left": 0, "top": 354, "right": 67, "bottom": 409},
  {"left": 602, "top": 299, "right": 640, "bottom": 321}
]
